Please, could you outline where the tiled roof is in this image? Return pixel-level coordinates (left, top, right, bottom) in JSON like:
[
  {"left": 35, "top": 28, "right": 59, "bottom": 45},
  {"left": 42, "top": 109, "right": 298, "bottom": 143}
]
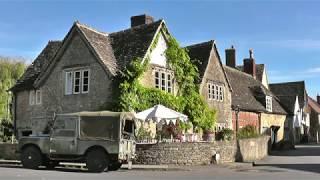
[
  {"left": 10, "top": 41, "right": 62, "bottom": 91},
  {"left": 269, "top": 81, "right": 306, "bottom": 108},
  {"left": 236, "top": 64, "right": 265, "bottom": 82},
  {"left": 185, "top": 40, "right": 232, "bottom": 90},
  {"left": 225, "top": 66, "right": 287, "bottom": 114},
  {"left": 76, "top": 22, "right": 118, "bottom": 76},
  {"left": 308, "top": 96, "right": 320, "bottom": 113},
  {"left": 186, "top": 40, "right": 214, "bottom": 81},
  {"left": 11, "top": 20, "right": 163, "bottom": 92},
  {"left": 109, "top": 20, "right": 163, "bottom": 71}
]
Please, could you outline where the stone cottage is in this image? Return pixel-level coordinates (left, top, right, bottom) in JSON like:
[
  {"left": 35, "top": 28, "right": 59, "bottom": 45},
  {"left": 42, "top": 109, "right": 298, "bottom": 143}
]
[
  {"left": 224, "top": 48, "right": 287, "bottom": 145},
  {"left": 10, "top": 14, "right": 183, "bottom": 137},
  {"left": 308, "top": 96, "right": 320, "bottom": 143},
  {"left": 186, "top": 41, "right": 233, "bottom": 130},
  {"left": 269, "top": 81, "right": 310, "bottom": 143}
]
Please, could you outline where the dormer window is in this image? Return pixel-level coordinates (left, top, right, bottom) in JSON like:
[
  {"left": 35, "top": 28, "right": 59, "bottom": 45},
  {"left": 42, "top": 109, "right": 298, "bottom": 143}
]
[{"left": 266, "top": 96, "right": 272, "bottom": 112}]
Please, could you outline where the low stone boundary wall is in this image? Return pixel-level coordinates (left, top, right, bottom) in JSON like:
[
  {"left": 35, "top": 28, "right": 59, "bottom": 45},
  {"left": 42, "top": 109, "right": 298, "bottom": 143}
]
[
  {"left": 0, "top": 143, "right": 17, "bottom": 160},
  {"left": 237, "top": 136, "right": 269, "bottom": 162},
  {"left": 135, "top": 136, "right": 270, "bottom": 165}
]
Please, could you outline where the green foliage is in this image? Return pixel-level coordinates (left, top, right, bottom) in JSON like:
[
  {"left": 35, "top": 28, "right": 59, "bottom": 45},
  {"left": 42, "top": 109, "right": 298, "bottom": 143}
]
[
  {"left": 216, "top": 128, "right": 234, "bottom": 141},
  {"left": 178, "top": 121, "right": 192, "bottom": 133},
  {"left": 0, "top": 56, "right": 26, "bottom": 141},
  {"left": 0, "top": 57, "right": 26, "bottom": 120},
  {"left": 114, "top": 32, "right": 216, "bottom": 131},
  {"left": 237, "top": 125, "right": 260, "bottom": 139},
  {"left": 136, "top": 125, "right": 152, "bottom": 141}
]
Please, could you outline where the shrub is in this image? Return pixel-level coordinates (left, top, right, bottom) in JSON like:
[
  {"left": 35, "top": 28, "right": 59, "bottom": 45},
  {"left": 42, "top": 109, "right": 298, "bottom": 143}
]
[
  {"left": 136, "top": 126, "right": 152, "bottom": 141},
  {"left": 216, "top": 128, "right": 234, "bottom": 141},
  {"left": 237, "top": 125, "right": 259, "bottom": 139}
]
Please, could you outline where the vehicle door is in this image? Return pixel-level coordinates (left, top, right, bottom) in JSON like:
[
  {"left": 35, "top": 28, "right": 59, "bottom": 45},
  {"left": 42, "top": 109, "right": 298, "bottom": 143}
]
[{"left": 49, "top": 115, "right": 77, "bottom": 155}]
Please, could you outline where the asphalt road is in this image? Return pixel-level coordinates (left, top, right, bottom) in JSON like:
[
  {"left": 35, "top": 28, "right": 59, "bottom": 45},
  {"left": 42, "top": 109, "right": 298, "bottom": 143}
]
[{"left": 0, "top": 144, "right": 320, "bottom": 180}]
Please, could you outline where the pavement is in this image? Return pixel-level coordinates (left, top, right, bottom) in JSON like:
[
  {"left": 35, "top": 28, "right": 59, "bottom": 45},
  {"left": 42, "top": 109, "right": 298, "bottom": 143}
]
[{"left": 0, "top": 159, "right": 171, "bottom": 170}]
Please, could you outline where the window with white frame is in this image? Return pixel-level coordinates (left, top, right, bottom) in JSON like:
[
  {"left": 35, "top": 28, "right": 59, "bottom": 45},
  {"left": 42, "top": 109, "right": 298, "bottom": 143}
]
[
  {"left": 35, "top": 90, "right": 42, "bottom": 104},
  {"left": 266, "top": 96, "right": 272, "bottom": 112},
  {"left": 207, "top": 82, "right": 224, "bottom": 102},
  {"left": 81, "top": 70, "right": 90, "bottom": 93},
  {"left": 154, "top": 70, "right": 173, "bottom": 93},
  {"left": 65, "top": 72, "right": 73, "bottom": 95},
  {"left": 29, "top": 89, "right": 42, "bottom": 105},
  {"left": 29, "top": 91, "right": 35, "bottom": 105},
  {"left": 65, "top": 69, "right": 90, "bottom": 95},
  {"left": 73, "top": 71, "right": 81, "bottom": 94}
]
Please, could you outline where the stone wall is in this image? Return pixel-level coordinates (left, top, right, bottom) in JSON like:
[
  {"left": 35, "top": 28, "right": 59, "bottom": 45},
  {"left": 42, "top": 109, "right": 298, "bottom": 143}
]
[
  {"left": 237, "top": 136, "right": 269, "bottom": 162},
  {"left": 135, "top": 136, "right": 269, "bottom": 165},
  {"left": 199, "top": 47, "right": 232, "bottom": 129},
  {"left": 0, "top": 143, "right": 17, "bottom": 160},
  {"left": 15, "top": 32, "right": 114, "bottom": 137},
  {"left": 260, "top": 113, "right": 286, "bottom": 142}
]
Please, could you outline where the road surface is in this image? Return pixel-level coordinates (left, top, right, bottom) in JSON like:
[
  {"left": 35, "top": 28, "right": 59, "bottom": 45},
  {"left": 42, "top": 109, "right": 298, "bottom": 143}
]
[{"left": 0, "top": 144, "right": 319, "bottom": 180}]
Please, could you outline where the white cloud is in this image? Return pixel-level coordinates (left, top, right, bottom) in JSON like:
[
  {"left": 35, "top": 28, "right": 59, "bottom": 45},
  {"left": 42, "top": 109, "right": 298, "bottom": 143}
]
[{"left": 307, "top": 67, "right": 320, "bottom": 73}]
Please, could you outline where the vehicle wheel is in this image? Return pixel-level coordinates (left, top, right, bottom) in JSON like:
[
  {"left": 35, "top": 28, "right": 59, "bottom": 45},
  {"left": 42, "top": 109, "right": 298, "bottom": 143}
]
[
  {"left": 109, "top": 162, "right": 122, "bottom": 171},
  {"left": 21, "top": 146, "right": 42, "bottom": 169},
  {"left": 86, "top": 149, "right": 109, "bottom": 173}
]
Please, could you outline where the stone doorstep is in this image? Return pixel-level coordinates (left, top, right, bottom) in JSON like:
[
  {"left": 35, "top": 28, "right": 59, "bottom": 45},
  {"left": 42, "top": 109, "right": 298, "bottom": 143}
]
[{"left": 0, "top": 159, "right": 171, "bottom": 170}]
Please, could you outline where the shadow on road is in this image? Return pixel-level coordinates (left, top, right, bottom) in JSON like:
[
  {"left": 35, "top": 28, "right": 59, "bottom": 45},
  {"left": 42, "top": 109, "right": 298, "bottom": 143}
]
[
  {"left": 254, "top": 163, "right": 320, "bottom": 174},
  {"left": 270, "top": 144, "right": 320, "bottom": 156},
  {"left": 0, "top": 164, "right": 126, "bottom": 173}
]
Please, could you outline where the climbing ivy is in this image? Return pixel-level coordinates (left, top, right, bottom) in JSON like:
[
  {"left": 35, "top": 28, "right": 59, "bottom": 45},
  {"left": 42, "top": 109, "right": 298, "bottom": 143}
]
[{"left": 115, "top": 34, "right": 216, "bottom": 131}]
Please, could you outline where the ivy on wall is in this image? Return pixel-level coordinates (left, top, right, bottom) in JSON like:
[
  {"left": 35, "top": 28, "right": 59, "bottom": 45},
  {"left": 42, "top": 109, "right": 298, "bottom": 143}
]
[{"left": 114, "top": 32, "right": 217, "bottom": 131}]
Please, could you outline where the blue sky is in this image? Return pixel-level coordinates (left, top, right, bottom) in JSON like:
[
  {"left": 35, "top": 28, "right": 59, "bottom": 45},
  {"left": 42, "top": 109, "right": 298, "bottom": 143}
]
[{"left": 0, "top": 0, "right": 319, "bottom": 97}]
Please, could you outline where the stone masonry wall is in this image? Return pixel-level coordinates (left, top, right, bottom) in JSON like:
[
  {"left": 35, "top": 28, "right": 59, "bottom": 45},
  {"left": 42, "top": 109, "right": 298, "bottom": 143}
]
[
  {"left": 135, "top": 136, "right": 269, "bottom": 165},
  {"left": 0, "top": 143, "right": 17, "bottom": 160}
]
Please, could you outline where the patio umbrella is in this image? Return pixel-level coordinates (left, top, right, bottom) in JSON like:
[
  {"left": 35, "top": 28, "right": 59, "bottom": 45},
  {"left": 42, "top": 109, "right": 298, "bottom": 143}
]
[{"left": 135, "top": 104, "right": 188, "bottom": 123}]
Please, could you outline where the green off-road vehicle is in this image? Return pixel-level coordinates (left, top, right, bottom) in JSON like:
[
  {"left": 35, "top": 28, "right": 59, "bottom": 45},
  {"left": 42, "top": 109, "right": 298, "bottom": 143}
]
[{"left": 17, "top": 111, "right": 136, "bottom": 172}]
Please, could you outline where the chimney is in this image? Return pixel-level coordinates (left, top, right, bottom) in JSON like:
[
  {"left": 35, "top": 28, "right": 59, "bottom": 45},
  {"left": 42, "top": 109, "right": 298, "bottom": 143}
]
[
  {"left": 243, "top": 49, "right": 256, "bottom": 78},
  {"left": 317, "top": 94, "right": 320, "bottom": 105},
  {"left": 131, "top": 14, "right": 154, "bottom": 27},
  {"left": 225, "top": 45, "right": 236, "bottom": 68}
]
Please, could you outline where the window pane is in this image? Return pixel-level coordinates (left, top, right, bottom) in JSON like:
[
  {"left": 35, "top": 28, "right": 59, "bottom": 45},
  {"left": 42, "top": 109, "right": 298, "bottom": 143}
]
[
  {"left": 29, "top": 91, "right": 35, "bottom": 105},
  {"left": 82, "top": 70, "right": 89, "bottom": 93},
  {"left": 74, "top": 71, "right": 81, "bottom": 93},
  {"left": 155, "top": 71, "right": 160, "bottom": 88},
  {"left": 36, "top": 90, "right": 41, "bottom": 104},
  {"left": 65, "top": 72, "right": 73, "bottom": 95},
  {"left": 161, "top": 72, "right": 166, "bottom": 90},
  {"left": 208, "top": 84, "right": 211, "bottom": 99},
  {"left": 83, "top": 71, "right": 89, "bottom": 77},
  {"left": 213, "top": 85, "right": 216, "bottom": 100}
]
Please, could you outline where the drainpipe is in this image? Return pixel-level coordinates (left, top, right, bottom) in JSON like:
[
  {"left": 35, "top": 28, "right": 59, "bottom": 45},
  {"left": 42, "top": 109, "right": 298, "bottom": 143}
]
[
  {"left": 235, "top": 105, "right": 240, "bottom": 139},
  {"left": 258, "top": 113, "right": 262, "bottom": 134},
  {"left": 13, "top": 92, "right": 17, "bottom": 139}
]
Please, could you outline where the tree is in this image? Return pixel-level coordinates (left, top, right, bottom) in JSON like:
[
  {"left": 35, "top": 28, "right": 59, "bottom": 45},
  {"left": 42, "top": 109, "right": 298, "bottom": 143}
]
[{"left": 0, "top": 56, "right": 26, "bottom": 140}]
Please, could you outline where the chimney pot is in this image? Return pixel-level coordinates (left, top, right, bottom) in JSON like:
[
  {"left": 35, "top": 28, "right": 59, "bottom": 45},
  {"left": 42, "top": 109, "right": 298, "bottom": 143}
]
[
  {"left": 131, "top": 14, "right": 154, "bottom": 27},
  {"left": 243, "top": 49, "right": 256, "bottom": 78},
  {"left": 317, "top": 94, "right": 320, "bottom": 105},
  {"left": 225, "top": 45, "right": 236, "bottom": 68}
]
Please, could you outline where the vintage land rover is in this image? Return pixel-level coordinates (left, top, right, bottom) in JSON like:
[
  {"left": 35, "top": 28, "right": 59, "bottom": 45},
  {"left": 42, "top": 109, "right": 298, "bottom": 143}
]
[{"left": 17, "top": 111, "right": 136, "bottom": 172}]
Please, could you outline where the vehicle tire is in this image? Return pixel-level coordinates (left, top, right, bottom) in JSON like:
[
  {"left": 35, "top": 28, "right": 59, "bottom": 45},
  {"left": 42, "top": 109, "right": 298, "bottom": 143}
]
[
  {"left": 86, "top": 149, "right": 109, "bottom": 173},
  {"left": 108, "top": 162, "right": 122, "bottom": 171},
  {"left": 21, "top": 146, "right": 42, "bottom": 169}
]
